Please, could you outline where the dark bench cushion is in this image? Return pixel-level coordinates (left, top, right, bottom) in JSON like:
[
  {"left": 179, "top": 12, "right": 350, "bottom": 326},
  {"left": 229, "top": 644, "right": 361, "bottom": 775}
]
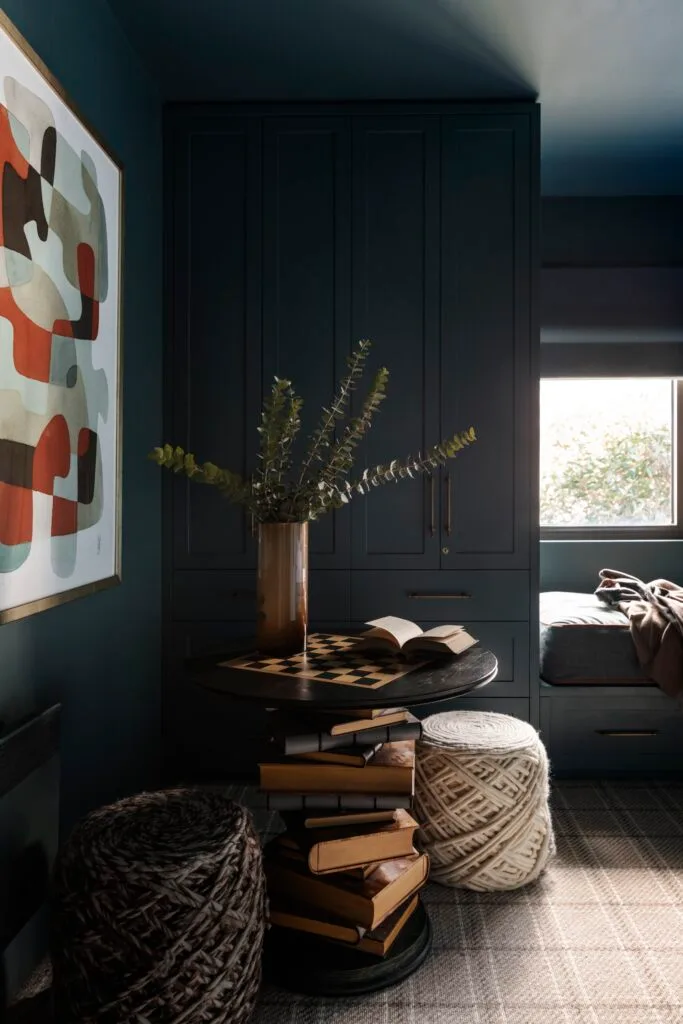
[{"left": 540, "top": 591, "right": 650, "bottom": 685}]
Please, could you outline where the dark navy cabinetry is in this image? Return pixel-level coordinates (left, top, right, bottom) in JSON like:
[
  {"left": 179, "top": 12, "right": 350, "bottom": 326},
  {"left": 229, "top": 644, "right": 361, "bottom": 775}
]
[
  {"left": 165, "top": 103, "right": 539, "bottom": 777},
  {"left": 350, "top": 117, "right": 441, "bottom": 570},
  {"left": 440, "top": 116, "right": 533, "bottom": 571}
]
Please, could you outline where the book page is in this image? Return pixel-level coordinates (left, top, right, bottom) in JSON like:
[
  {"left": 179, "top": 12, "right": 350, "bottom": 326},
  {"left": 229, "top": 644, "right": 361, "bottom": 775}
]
[
  {"left": 365, "top": 616, "right": 423, "bottom": 646},
  {"left": 420, "top": 625, "right": 464, "bottom": 639}
]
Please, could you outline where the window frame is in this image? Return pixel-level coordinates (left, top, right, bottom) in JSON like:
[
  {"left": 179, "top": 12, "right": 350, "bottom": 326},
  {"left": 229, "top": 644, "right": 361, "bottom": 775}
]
[{"left": 540, "top": 377, "right": 683, "bottom": 541}]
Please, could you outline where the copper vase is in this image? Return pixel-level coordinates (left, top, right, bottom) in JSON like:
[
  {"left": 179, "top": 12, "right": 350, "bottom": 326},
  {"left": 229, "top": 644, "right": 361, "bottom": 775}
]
[{"left": 256, "top": 522, "right": 308, "bottom": 655}]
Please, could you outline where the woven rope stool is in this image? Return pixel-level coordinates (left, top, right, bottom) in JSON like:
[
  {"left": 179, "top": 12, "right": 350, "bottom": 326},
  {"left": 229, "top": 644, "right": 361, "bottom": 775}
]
[
  {"left": 415, "top": 710, "right": 555, "bottom": 891},
  {"left": 51, "top": 788, "right": 267, "bottom": 1024}
]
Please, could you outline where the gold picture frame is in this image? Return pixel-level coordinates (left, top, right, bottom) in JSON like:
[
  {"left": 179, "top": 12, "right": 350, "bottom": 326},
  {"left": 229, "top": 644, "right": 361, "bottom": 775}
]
[{"left": 0, "top": 11, "right": 123, "bottom": 624}]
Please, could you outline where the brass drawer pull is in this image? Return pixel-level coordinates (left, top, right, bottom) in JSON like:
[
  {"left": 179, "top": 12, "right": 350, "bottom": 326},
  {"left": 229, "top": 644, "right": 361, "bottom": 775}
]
[
  {"left": 595, "top": 729, "right": 659, "bottom": 737},
  {"left": 445, "top": 472, "right": 452, "bottom": 536},
  {"left": 407, "top": 592, "right": 472, "bottom": 600}
]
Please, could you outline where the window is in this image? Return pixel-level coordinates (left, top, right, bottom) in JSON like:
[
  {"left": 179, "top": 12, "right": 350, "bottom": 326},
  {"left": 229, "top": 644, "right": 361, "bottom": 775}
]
[{"left": 540, "top": 378, "right": 683, "bottom": 538}]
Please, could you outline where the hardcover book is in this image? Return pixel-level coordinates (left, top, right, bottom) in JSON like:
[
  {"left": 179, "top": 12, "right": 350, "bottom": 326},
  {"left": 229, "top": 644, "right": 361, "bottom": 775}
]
[
  {"left": 326, "top": 709, "right": 409, "bottom": 734},
  {"left": 298, "top": 809, "right": 398, "bottom": 829},
  {"left": 269, "top": 894, "right": 419, "bottom": 956},
  {"left": 260, "top": 740, "right": 415, "bottom": 796},
  {"left": 296, "top": 744, "right": 382, "bottom": 768},
  {"left": 272, "top": 844, "right": 384, "bottom": 879},
  {"left": 357, "top": 616, "right": 478, "bottom": 655},
  {"left": 273, "top": 712, "right": 421, "bottom": 756},
  {"left": 265, "top": 845, "right": 429, "bottom": 930},
  {"left": 264, "top": 793, "right": 413, "bottom": 813},
  {"left": 276, "top": 808, "right": 419, "bottom": 874},
  {"left": 321, "top": 707, "right": 406, "bottom": 722}
]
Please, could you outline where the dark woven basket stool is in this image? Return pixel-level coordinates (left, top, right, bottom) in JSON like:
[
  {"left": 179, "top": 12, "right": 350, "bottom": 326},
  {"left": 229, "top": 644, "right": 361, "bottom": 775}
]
[{"left": 51, "top": 788, "right": 267, "bottom": 1024}]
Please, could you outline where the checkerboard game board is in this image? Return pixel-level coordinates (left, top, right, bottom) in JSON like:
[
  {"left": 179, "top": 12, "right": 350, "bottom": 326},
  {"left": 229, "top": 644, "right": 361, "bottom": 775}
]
[{"left": 221, "top": 633, "right": 426, "bottom": 689}]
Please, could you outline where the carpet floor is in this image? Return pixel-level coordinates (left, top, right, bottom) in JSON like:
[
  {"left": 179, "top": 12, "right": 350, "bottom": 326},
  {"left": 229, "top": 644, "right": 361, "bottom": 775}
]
[{"left": 9, "top": 780, "right": 683, "bottom": 1024}]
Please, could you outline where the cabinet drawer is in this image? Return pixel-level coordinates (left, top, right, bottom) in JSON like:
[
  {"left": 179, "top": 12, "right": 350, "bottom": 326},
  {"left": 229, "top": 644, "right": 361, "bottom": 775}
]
[
  {"left": 456, "top": 622, "right": 528, "bottom": 698},
  {"left": 172, "top": 570, "right": 350, "bottom": 622},
  {"left": 351, "top": 571, "right": 529, "bottom": 621},
  {"left": 413, "top": 697, "right": 530, "bottom": 723},
  {"left": 541, "top": 697, "right": 683, "bottom": 772}
]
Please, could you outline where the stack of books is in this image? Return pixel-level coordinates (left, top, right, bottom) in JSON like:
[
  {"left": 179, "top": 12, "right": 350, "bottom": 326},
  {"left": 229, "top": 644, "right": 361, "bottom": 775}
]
[{"left": 260, "top": 706, "right": 429, "bottom": 958}]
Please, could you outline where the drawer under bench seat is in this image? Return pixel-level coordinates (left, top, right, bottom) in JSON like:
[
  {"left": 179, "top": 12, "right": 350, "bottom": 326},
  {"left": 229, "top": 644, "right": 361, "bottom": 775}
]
[{"left": 541, "top": 694, "right": 683, "bottom": 773}]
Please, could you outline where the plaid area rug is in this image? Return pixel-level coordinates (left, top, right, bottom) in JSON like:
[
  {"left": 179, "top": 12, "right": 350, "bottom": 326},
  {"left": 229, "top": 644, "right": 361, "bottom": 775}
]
[{"left": 10, "top": 780, "right": 683, "bottom": 1023}]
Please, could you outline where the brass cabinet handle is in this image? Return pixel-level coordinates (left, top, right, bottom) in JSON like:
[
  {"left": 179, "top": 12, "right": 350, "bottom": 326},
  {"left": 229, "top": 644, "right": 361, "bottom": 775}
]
[
  {"left": 407, "top": 592, "right": 472, "bottom": 600},
  {"left": 429, "top": 475, "right": 436, "bottom": 536},
  {"left": 445, "top": 472, "right": 452, "bottom": 536},
  {"left": 594, "top": 729, "right": 659, "bottom": 737}
]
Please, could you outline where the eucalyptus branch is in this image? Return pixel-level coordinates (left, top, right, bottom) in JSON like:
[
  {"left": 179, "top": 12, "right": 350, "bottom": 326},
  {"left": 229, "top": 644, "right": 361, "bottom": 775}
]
[
  {"left": 256, "top": 378, "right": 292, "bottom": 488},
  {"left": 296, "top": 339, "right": 372, "bottom": 490},
  {"left": 316, "top": 427, "right": 477, "bottom": 507},
  {"left": 149, "top": 341, "right": 477, "bottom": 524},
  {"left": 319, "top": 367, "right": 389, "bottom": 486},
  {"left": 149, "top": 445, "right": 251, "bottom": 503},
  {"left": 292, "top": 366, "right": 389, "bottom": 518}
]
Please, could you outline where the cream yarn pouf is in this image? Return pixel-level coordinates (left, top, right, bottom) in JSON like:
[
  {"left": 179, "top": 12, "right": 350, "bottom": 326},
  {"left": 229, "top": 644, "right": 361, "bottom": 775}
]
[{"left": 415, "top": 710, "right": 555, "bottom": 891}]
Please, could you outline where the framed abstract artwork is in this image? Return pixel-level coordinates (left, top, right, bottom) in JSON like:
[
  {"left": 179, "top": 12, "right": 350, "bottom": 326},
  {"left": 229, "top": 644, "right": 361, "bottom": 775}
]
[{"left": 0, "top": 12, "right": 123, "bottom": 624}]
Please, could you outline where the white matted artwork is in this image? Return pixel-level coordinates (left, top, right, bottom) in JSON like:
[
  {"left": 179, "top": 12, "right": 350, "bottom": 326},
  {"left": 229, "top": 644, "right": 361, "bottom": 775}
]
[{"left": 0, "top": 11, "right": 122, "bottom": 624}]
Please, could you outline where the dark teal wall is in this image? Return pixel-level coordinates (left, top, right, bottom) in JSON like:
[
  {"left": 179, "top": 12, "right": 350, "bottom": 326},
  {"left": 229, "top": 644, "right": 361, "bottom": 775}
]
[{"left": 0, "top": 0, "right": 163, "bottom": 831}]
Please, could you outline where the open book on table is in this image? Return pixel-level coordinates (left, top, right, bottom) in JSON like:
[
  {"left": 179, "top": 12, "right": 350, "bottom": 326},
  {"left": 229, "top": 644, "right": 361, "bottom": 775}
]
[{"left": 356, "top": 616, "right": 478, "bottom": 656}]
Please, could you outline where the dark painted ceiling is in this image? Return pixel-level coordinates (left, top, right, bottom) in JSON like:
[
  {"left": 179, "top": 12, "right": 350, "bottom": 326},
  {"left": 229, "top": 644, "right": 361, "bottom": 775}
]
[{"left": 107, "top": 0, "right": 683, "bottom": 195}]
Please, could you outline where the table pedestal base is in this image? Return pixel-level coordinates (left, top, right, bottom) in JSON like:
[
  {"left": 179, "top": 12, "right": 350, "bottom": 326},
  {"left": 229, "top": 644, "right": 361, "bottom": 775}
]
[{"left": 264, "top": 898, "right": 432, "bottom": 996}]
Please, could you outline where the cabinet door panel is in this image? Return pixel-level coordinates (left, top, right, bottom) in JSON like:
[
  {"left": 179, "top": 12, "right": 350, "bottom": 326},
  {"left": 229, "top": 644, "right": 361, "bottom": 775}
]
[
  {"left": 263, "top": 119, "right": 352, "bottom": 567},
  {"left": 169, "top": 119, "right": 261, "bottom": 568},
  {"left": 440, "top": 115, "right": 534, "bottom": 569},
  {"left": 351, "top": 118, "right": 441, "bottom": 569}
]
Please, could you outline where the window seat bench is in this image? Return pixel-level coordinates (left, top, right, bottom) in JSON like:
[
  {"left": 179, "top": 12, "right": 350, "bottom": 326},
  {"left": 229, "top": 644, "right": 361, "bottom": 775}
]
[{"left": 539, "top": 592, "right": 683, "bottom": 774}]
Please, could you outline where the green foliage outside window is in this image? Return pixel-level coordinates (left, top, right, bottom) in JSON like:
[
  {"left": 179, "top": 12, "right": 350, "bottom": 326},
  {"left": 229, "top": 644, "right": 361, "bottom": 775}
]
[{"left": 540, "top": 378, "right": 673, "bottom": 528}]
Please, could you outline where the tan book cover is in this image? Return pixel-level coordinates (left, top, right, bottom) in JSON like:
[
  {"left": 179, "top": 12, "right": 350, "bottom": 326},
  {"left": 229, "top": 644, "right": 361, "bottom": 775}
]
[
  {"left": 357, "top": 895, "right": 419, "bottom": 955},
  {"left": 277, "top": 809, "right": 419, "bottom": 874},
  {"left": 265, "top": 845, "right": 429, "bottom": 930},
  {"left": 301, "top": 809, "right": 397, "bottom": 829},
  {"left": 259, "top": 740, "right": 415, "bottom": 796},
  {"left": 321, "top": 707, "right": 405, "bottom": 723},
  {"left": 268, "top": 904, "right": 365, "bottom": 946},
  {"left": 272, "top": 842, "right": 384, "bottom": 880},
  {"left": 296, "top": 743, "right": 382, "bottom": 767},
  {"left": 268, "top": 895, "right": 419, "bottom": 956},
  {"left": 328, "top": 710, "right": 409, "bottom": 736}
]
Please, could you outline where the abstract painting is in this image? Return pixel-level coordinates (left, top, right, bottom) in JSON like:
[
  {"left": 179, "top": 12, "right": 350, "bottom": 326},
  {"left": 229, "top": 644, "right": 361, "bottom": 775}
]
[{"left": 0, "top": 13, "right": 122, "bottom": 624}]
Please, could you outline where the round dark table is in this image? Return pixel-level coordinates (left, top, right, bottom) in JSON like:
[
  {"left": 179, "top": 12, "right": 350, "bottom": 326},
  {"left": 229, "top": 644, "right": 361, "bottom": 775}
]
[
  {"left": 190, "top": 640, "right": 498, "bottom": 996},
  {"left": 192, "top": 643, "right": 498, "bottom": 711}
]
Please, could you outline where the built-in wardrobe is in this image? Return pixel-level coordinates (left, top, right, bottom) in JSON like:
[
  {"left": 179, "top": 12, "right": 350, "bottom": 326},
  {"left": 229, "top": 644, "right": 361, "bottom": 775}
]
[{"left": 163, "top": 102, "right": 539, "bottom": 778}]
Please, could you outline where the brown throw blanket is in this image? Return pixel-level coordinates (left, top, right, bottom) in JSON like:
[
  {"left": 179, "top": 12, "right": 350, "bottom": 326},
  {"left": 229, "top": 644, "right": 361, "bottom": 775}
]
[{"left": 595, "top": 568, "right": 683, "bottom": 701}]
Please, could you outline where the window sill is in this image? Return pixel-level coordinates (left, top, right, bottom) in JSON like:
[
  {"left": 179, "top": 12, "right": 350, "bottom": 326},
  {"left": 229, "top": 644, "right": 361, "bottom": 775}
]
[{"left": 541, "top": 529, "right": 683, "bottom": 542}]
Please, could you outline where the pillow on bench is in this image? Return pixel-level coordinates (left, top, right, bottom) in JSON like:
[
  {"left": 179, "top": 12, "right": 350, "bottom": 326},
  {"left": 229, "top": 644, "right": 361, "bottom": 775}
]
[{"left": 540, "top": 591, "right": 650, "bottom": 686}]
